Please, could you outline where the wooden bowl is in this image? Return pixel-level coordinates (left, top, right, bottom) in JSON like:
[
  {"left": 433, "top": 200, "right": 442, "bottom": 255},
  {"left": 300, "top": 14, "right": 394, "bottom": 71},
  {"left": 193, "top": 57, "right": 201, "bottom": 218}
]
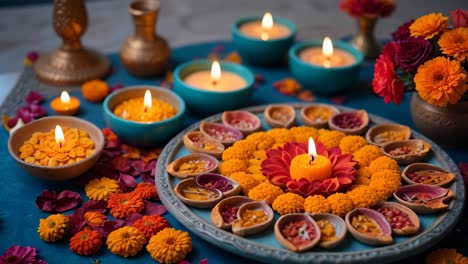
[{"left": 8, "top": 116, "right": 104, "bottom": 181}]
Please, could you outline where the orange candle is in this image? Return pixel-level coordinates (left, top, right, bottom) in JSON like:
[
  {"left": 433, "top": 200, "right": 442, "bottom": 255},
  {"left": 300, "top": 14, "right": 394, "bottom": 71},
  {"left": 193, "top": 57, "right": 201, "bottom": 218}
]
[
  {"left": 50, "top": 91, "right": 80, "bottom": 115},
  {"left": 290, "top": 137, "right": 332, "bottom": 181},
  {"left": 183, "top": 61, "right": 247, "bottom": 91},
  {"left": 239, "top": 12, "right": 291, "bottom": 40},
  {"left": 299, "top": 37, "right": 356, "bottom": 68}
]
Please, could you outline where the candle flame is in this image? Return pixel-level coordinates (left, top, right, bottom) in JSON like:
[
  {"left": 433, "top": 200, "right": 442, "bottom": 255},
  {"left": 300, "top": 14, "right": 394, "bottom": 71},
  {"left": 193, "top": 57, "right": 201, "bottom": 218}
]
[
  {"left": 144, "top": 90, "right": 152, "bottom": 111},
  {"left": 322, "top": 36, "right": 333, "bottom": 68},
  {"left": 308, "top": 137, "right": 317, "bottom": 162},
  {"left": 60, "top": 91, "right": 70, "bottom": 105},
  {"left": 55, "top": 125, "right": 65, "bottom": 147},
  {"left": 262, "top": 12, "right": 273, "bottom": 30},
  {"left": 211, "top": 61, "right": 221, "bottom": 86}
]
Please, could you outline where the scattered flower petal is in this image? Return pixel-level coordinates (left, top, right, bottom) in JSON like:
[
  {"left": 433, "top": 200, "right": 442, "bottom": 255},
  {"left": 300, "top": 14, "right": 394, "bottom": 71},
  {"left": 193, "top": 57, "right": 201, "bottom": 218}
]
[
  {"left": 110, "top": 83, "right": 124, "bottom": 93},
  {"left": 255, "top": 74, "right": 265, "bottom": 84},
  {"left": 142, "top": 201, "right": 166, "bottom": 215},
  {"left": 81, "top": 200, "right": 108, "bottom": 214},
  {"left": 224, "top": 52, "right": 242, "bottom": 64},
  {"left": 199, "top": 258, "right": 209, "bottom": 264},
  {"left": 35, "top": 190, "right": 82, "bottom": 213},
  {"left": 214, "top": 45, "right": 225, "bottom": 53},
  {"left": 25, "top": 91, "right": 44, "bottom": 105},
  {"left": 297, "top": 90, "right": 316, "bottom": 102},
  {"left": 273, "top": 78, "right": 302, "bottom": 95},
  {"left": 330, "top": 95, "right": 347, "bottom": 105},
  {"left": 27, "top": 51, "right": 40, "bottom": 62},
  {"left": 0, "top": 245, "right": 46, "bottom": 264}
]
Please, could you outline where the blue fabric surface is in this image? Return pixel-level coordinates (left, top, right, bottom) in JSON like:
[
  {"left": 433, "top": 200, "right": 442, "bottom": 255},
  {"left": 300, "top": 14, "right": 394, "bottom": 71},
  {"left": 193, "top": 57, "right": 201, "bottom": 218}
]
[{"left": 0, "top": 41, "right": 466, "bottom": 263}]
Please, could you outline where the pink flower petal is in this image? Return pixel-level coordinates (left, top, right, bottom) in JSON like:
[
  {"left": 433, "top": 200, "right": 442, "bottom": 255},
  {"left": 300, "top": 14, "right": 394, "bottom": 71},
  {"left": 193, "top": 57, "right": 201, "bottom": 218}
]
[
  {"left": 330, "top": 95, "right": 346, "bottom": 105},
  {"left": 27, "top": 51, "right": 40, "bottom": 62},
  {"left": 54, "top": 190, "right": 82, "bottom": 212},
  {"left": 25, "top": 91, "right": 44, "bottom": 105},
  {"left": 81, "top": 200, "right": 108, "bottom": 213},
  {"left": 94, "top": 220, "right": 126, "bottom": 237},
  {"left": 142, "top": 201, "right": 166, "bottom": 215},
  {"left": 199, "top": 259, "right": 209, "bottom": 264},
  {"left": 110, "top": 83, "right": 124, "bottom": 93},
  {"left": 125, "top": 213, "right": 144, "bottom": 225},
  {"left": 178, "top": 261, "right": 191, "bottom": 264}
]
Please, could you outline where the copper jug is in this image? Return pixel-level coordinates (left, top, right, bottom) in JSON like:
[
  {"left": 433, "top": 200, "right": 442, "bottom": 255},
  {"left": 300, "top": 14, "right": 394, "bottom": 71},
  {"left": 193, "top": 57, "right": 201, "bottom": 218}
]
[{"left": 120, "top": 0, "right": 170, "bottom": 77}]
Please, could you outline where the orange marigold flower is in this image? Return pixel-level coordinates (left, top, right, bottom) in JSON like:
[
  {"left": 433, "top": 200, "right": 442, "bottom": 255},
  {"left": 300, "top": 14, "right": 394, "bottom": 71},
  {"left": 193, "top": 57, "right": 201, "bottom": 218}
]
[
  {"left": 438, "top": 28, "right": 468, "bottom": 62},
  {"left": 414, "top": 56, "right": 468, "bottom": 107},
  {"left": 222, "top": 140, "right": 256, "bottom": 161},
  {"left": 133, "top": 215, "right": 171, "bottom": 240},
  {"left": 147, "top": 228, "right": 192, "bottom": 264},
  {"left": 107, "top": 226, "right": 146, "bottom": 257},
  {"left": 347, "top": 185, "right": 380, "bottom": 208},
  {"left": 107, "top": 192, "right": 145, "bottom": 219},
  {"left": 368, "top": 156, "right": 400, "bottom": 174},
  {"left": 38, "top": 214, "right": 69, "bottom": 242},
  {"left": 248, "top": 182, "right": 284, "bottom": 205},
  {"left": 326, "top": 193, "right": 354, "bottom": 218},
  {"left": 339, "top": 135, "right": 368, "bottom": 154},
  {"left": 81, "top": 79, "right": 110, "bottom": 102},
  {"left": 353, "top": 145, "right": 383, "bottom": 167},
  {"left": 354, "top": 166, "right": 372, "bottom": 185},
  {"left": 410, "top": 13, "right": 449, "bottom": 40},
  {"left": 369, "top": 169, "right": 402, "bottom": 200},
  {"left": 304, "top": 195, "right": 330, "bottom": 214},
  {"left": 317, "top": 130, "right": 346, "bottom": 149},
  {"left": 267, "top": 128, "right": 296, "bottom": 144},
  {"left": 272, "top": 193, "right": 305, "bottom": 215},
  {"left": 85, "top": 177, "right": 122, "bottom": 201},
  {"left": 121, "top": 144, "right": 141, "bottom": 159},
  {"left": 218, "top": 159, "right": 248, "bottom": 176},
  {"left": 229, "top": 172, "right": 262, "bottom": 195},
  {"left": 134, "top": 182, "right": 158, "bottom": 200},
  {"left": 426, "top": 248, "right": 468, "bottom": 264},
  {"left": 245, "top": 132, "right": 275, "bottom": 150},
  {"left": 84, "top": 211, "right": 106, "bottom": 226},
  {"left": 290, "top": 126, "right": 319, "bottom": 142},
  {"left": 69, "top": 228, "right": 103, "bottom": 256}
]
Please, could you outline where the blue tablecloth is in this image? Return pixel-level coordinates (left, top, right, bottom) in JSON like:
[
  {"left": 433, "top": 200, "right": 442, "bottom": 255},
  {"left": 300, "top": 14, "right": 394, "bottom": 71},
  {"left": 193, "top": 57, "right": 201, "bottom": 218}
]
[{"left": 0, "top": 41, "right": 466, "bottom": 263}]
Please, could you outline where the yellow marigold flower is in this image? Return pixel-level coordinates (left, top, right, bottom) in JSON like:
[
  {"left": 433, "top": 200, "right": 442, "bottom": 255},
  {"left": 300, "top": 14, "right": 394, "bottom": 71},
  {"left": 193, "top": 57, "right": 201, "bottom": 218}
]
[
  {"left": 84, "top": 211, "right": 106, "bottom": 226},
  {"left": 229, "top": 172, "right": 262, "bottom": 195},
  {"left": 290, "top": 126, "right": 319, "bottom": 142},
  {"left": 218, "top": 159, "right": 248, "bottom": 176},
  {"left": 304, "top": 195, "right": 330, "bottom": 213},
  {"left": 248, "top": 182, "right": 284, "bottom": 205},
  {"left": 85, "top": 177, "right": 121, "bottom": 201},
  {"left": 250, "top": 173, "right": 267, "bottom": 183},
  {"left": 369, "top": 169, "right": 402, "bottom": 200},
  {"left": 222, "top": 140, "right": 256, "bottom": 161},
  {"left": 438, "top": 28, "right": 468, "bottom": 62},
  {"left": 267, "top": 128, "right": 296, "bottom": 144},
  {"left": 317, "top": 128, "right": 328, "bottom": 136},
  {"left": 410, "top": 12, "right": 449, "bottom": 40},
  {"left": 247, "top": 164, "right": 262, "bottom": 174},
  {"left": 272, "top": 193, "right": 305, "bottom": 215},
  {"left": 426, "top": 248, "right": 468, "bottom": 264},
  {"left": 353, "top": 145, "right": 383, "bottom": 167},
  {"left": 347, "top": 186, "right": 380, "bottom": 208},
  {"left": 245, "top": 132, "right": 275, "bottom": 150},
  {"left": 38, "top": 214, "right": 69, "bottom": 242},
  {"left": 147, "top": 228, "right": 192, "bottom": 264},
  {"left": 107, "top": 226, "right": 146, "bottom": 257},
  {"left": 339, "top": 135, "right": 368, "bottom": 154},
  {"left": 368, "top": 156, "right": 400, "bottom": 174},
  {"left": 414, "top": 56, "right": 467, "bottom": 107},
  {"left": 318, "top": 130, "right": 346, "bottom": 149},
  {"left": 327, "top": 193, "right": 354, "bottom": 218}
]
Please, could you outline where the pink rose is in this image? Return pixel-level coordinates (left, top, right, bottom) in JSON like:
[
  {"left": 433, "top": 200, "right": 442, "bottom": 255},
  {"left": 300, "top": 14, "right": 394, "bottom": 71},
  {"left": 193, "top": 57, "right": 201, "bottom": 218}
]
[{"left": 451, "top": 9, "right": 468, "bottom": 28}]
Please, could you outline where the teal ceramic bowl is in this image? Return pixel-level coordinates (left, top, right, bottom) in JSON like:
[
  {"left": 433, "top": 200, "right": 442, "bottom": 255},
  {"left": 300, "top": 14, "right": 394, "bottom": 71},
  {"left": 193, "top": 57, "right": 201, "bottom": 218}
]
[
  {"left": 173, "top": 60, "right": 255, "bottom": 116},
  {"left": 289, "top": 40, "right": 364, "bottom": 95},
  {"left": 103, "top": 86, "right": 186, "bottom": 147},
  {"left": 232, "top": 16, "right": 296, "bottom": 66}
]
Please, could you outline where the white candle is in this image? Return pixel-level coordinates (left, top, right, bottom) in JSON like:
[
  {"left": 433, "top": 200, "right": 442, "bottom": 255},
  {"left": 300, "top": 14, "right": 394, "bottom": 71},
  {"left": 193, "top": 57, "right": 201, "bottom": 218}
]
[
  {"left": 183, "top": 61, "right": 247, "bottom": 91},
  {"left": 239, "top": 12, "right": 291, "bottom": 40},
  {"left": 299, "top": 37, "right": 356, "bottom": 68}
]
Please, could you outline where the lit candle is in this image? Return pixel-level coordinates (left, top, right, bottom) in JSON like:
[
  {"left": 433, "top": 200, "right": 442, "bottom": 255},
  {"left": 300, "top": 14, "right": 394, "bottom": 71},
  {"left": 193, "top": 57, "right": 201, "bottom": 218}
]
[
  {"left": 55, "top": 125, "right": 65, "bottom": 148},
  {"left": 50, "top": 91, "right": 80, "bottom": 115},
  {"left": 289, "top": 137, "right": 332, "bottom": 181},
  {"left": 183, "top": 61, "right": 247, "bottom": 91},
  {"left": 113, "top": 89, "right": 177, "bottom": 122},
  {"left": 239, "top": 12, "right": 291, "bottom": 40},
  {"left": 299, "top": 37, "right": 356, "bottom": 68}
]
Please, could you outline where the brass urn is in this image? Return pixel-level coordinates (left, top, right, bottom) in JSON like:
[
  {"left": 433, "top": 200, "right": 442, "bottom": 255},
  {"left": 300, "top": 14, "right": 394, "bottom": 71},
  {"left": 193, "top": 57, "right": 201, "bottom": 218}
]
[{"left": 120, "top": 0, "right": 171, "bottom": 77}]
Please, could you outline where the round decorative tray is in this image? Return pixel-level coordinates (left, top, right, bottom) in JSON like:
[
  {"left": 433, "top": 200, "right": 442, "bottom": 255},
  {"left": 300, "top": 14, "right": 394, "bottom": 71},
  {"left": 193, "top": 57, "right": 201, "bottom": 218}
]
[{"left": 155, "top": 103, "right": 464, "bottom": 264}]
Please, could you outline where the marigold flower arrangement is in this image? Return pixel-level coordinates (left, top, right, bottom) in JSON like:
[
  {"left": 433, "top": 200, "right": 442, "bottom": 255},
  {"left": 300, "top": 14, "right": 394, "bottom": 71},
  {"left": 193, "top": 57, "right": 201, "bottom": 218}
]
[{"left": 372, "top": 10, "right": 468, "bottom": 107}]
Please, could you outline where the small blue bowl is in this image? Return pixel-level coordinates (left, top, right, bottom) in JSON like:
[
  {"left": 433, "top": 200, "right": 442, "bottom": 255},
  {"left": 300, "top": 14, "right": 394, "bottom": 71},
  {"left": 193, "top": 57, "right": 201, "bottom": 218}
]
[
  {"left": 232, "top": 16, "right": 296, "bottom": 66},
  {"left": 289, "top": 40, "right": 364, "bottom": 95},
  {"left": 173, "top": 60, "right": 255, "bottom": 116},
  {"left": 103, "top": 86, "right": 186, "bottom": 147}
]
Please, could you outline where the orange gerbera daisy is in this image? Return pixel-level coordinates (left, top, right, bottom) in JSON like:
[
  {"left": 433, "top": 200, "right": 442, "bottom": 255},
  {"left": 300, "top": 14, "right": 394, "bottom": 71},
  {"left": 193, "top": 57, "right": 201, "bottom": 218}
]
[
  {"left": 438, "top": 28, "right": 468, "bottom": 62},
  {"left": 426, "top": 248, "right": 468, "bottom": 264},
  {"left": 414, "top": 57, "right": 468, "bottom": 107},
  {"left": 410, "top": 13, "right": 449, "bottom": 40},
  {"left": 133, "top": 215, "right": 171, "bottom": 240},
  {"left": 69, "top": 228, "right": 103, "bottom": 256},
  {"left": 133, "top": 182, "right": 158, "bottom": 200},
  {"left": 107, "top": 192, "right": 145, "bottom": 219}
]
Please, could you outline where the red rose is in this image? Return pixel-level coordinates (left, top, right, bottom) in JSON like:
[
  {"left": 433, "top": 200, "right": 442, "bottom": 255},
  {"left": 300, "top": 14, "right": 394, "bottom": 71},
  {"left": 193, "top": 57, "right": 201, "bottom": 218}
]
[
  {"left": 382, "top": 41, "right": 400, "bottom": 65},
  {"left": 451, "top": 9, "right": 468, "bottom": 28},
  {"left": 372, "top": 54, "right": 404, "bottom": 104}
]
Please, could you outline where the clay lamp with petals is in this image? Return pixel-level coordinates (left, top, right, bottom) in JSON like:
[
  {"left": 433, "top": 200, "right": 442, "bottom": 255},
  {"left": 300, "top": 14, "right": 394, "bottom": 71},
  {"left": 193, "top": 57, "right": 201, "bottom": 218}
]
[
  {"left": 231, "top": 201, "right": 274, "bottom": 237},
  {"left": 328, "top": 110, "right": 368, "bottom": 135},
  {"left": 393, "top": 184, "right": 454, "bottom": 214},
  {"left": 311, "top": 213, "right": 347, "bottom": 249},
  {"left": 211, "top": 196, "right": 254, "bottom": 230},
  {"left": 264, "top": 104, "right": 296, "bottom": 128},
  {"left": 275, "top": 213, "right": 321, "bottom": 252},
  {"left": 345, "top": 208, "right": 393, "bottom": 246},
  {"left": 222, "top": 110, "right": 262, "bottom": 135},
  {"left": 401, "top": 163, "right": 455, "bottom": 187},
  {"left": 183, "top": 131, "right": 225, "bottom": 159},
  {"left": 174, "top": 177, "right": 223, "bottom": 208},
  {"left": 196, "top": 173, "right": 241, "bottom": 198},
  {"left": 200, "top": 121, "right": 244, "bottom": 146},
  {"left": 167, "top": 153, "right": 219, "bottom": 180},
  {"left": 374, "top": 202, "right": 420, "bottom": 236}
]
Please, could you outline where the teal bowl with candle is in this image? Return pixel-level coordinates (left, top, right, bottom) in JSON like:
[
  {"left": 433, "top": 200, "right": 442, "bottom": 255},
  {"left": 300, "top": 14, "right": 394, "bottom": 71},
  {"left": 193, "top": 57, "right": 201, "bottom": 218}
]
[
  {"left": 173, "top": 60, "right": 255, "bottom": 116},
  {"left": 288, "top": 40, "right": 364, "bottom": 95},
  {"left": 103, "top": 86, "right": 186, "bottom": 147},
  {"left": 232, "top": 16, "right": 296, "bottom": 66}
]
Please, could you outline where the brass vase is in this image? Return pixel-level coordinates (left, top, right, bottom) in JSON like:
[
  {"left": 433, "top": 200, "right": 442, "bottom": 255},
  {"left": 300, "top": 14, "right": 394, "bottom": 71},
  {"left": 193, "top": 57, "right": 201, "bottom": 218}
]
[
  {"left": 410, "top": 93, "right": 468, "bottom": 147},
  {"left": 350, "top": 16, "right": 382, "bottom": 60},
  {"left": 120, "top": 0, "right": 170, "bottom": 77},
  {"left": 34, "top": 0, "right": 111, "bottom": 86}
]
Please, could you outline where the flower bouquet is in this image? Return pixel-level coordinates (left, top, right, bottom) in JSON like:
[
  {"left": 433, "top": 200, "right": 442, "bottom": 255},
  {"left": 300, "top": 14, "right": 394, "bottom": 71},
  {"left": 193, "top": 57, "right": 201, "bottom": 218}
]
[{"left": 372, "top": 9, "right": 468, "bottom": 146}]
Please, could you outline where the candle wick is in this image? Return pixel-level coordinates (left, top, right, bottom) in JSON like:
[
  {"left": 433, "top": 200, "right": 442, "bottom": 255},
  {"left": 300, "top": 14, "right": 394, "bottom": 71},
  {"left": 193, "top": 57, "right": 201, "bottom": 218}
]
[
  {"left": 324, "top": 56, "right": 331, "bottom": 68},
  {"left": 212, "top": 80, "right": 218, "bottom": 88},
  {"left": 309, "top": 155, "right": 315, "bottom": 164}
]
